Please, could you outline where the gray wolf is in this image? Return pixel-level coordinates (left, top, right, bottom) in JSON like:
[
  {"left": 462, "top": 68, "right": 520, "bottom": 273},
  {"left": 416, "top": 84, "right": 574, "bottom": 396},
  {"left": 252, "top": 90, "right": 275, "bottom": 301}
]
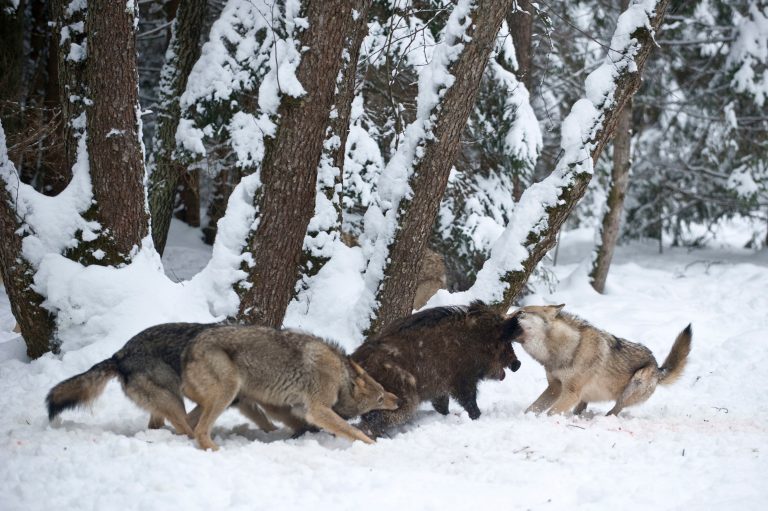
[
  {"left": 352, "top": 301, "right": 521, "bottom": 438},
  {"left": 47, "top": 323, "right": 398, "bottom": 450},
  {"left": 180, "top": 325, "right": 399, "bottom": 450},
  {"left": 506, "top": 304, "right": 692, "bottom": 416}
]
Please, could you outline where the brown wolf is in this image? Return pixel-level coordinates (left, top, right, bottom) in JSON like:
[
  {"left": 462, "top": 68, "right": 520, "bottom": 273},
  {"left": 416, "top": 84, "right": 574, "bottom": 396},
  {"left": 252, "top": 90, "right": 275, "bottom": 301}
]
[
  {"left": 506, "top": 305, "right": 692, "bottom": 416},
  {"left": 180, "top": 326, "right": 399, "bottom": 450},
  {"left": 352, "top": 301, "right": 521, "bottom": 438},
  {"left": 47, "top": 323, "right": 399, "bottom": 450}
]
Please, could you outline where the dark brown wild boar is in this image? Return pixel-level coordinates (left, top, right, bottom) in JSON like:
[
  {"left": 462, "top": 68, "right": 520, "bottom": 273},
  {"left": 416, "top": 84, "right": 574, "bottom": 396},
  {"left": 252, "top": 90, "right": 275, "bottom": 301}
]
[{"left": 352, "top": 301, "right": 521, "bottom": 438}]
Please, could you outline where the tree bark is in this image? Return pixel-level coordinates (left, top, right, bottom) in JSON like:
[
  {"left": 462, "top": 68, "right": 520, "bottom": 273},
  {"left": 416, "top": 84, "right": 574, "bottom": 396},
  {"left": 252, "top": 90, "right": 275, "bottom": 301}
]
[
  {"left": 52, "top": 0, "right": 87, "bottom": 173},
  {"left": 590, "top": 98, "right": 632, "bottom": 293},
  {"left": 370, "top": 0, "right": 512, "bottom": 334},
  {"left": 507, "top": 0, "right": 534, "bottom": 201},
  {"left": 488, "top": 0, "right": 670, "bottom": 311},
  {"left": 148, "top": 0, "right": 206, "bottom": 255},
  {"left": 84, "top": 0, "right": 148, "bottom": 261},
  {"left": 300, "top": 0, "right": 372, "bottom": 280},
  {"left": 237, "top": 0, "right": 358, "bottom": 327},
  {"left": 0, "top": 127, "right": 56, "bottom": 358},
  {"left": 507, "top": 0, "right": 534, "bottom": 92}
]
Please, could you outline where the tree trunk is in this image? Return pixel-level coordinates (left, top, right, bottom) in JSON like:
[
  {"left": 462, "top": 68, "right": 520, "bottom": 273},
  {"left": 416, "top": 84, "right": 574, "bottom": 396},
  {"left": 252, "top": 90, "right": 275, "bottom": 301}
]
[
  {"left": 0, "top": 1, "right": 26, "bottom": 168},
  {"left": 0, "top": 126, "right": 56, "bottom": 358},
  {"left": 507, "top": 0, "right": 533, "bottom": 92},
  {"left": 507, "top": 0, "right": 534, "bottom": 201},
  {"left": 237, "top": 0, "right": 357, "bottom": 327},
  {"left": 174, "top": 169, "right": 201, "bottom": 228},
  {"left": 148, "top": 0, "right": 206, "bottom": 255},
  {"left": 52, "top": 0, "right": 87, "bottom": 173},
  {"left": 84, "top": 0, "right": 148, "bottom": 261},
  {"left": 202, "top": 167, "right": 237, "bottom": 245},
  {"left": 589, "top": 97, "right": 632, "bottom": 293},
  {"left": 477, "top": 0, "right": 670, "bottom": 311},
  {"left": 370, "top": 0, "right": 512, "bottom": 334},
  {"left": 300, "top": 0, "right": 372, "bottom": 280}
]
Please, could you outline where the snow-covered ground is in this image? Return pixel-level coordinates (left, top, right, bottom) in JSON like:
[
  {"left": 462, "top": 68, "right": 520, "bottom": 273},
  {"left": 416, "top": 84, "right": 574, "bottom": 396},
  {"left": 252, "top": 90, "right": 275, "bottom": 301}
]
[{"left": 1, "top": 221, "right": 766, "bottom": 510}]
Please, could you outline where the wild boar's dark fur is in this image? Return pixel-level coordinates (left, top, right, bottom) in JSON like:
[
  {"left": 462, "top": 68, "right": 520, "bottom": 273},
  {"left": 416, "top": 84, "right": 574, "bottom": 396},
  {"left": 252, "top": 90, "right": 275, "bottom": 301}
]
[{"left": 352, "top": 301, "right": 521, "bottom": 438}]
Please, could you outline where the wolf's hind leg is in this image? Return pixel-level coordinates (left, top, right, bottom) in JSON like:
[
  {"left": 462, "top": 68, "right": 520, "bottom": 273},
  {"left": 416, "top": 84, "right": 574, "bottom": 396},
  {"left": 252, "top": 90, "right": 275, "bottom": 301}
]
[
  {"left": 236, "top": 399, "right": 278, "bottom": 432},
  {"left": 148, "top": 414, "right": 164, "bottom": 429},
  {"left": 606, "top": 365, "right": 658, "bottom": 416},
  {"left": 124, "top": 374, "right": 194, "bottom": 438},
  {"left": 183, "top": 351, "right": 240, "bottom": 451}
]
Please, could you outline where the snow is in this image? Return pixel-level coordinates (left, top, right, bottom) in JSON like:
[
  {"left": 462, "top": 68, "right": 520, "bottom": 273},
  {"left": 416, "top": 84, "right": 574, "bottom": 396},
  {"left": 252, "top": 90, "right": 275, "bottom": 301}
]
[
  {"left": 1, "top": 223, "right": 767, "bottom": 510},
  {"left": 728, "top": 3, "right": 768, "bottom": 107}
]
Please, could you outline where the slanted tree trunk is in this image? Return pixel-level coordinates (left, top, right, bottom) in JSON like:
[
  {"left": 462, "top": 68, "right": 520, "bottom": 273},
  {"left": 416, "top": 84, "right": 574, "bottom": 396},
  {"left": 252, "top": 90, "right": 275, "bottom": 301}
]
[
  {"left": 148, "top": 0, "right": 206, "bottom": 254},
  {"left": 82, "top": 0, "right": 148, "bottom": 262},
  {"left": 237, "top": 0, "right": 358, "bottom": 327},
  {"left": 470, "top": 0, "right": 671, "bottom": 312},
  {"left": 589, "top": 97, "right": 633, "bottom": 293},
  {"left": 0, "top": 125, "right": 56, "bottom": 358},
  {"left": 370, "top": 0, "right": 512, "bottom": 334}
]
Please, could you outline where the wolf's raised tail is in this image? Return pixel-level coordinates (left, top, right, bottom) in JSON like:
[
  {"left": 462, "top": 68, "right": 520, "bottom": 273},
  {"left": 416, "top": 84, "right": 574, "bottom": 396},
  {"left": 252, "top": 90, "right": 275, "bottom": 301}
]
[
  {"left": 658, "top": 324, "right": 692, "bottom": 385},
  {"left": 46, "top": 358, "right": 120, "bottom": 421}
]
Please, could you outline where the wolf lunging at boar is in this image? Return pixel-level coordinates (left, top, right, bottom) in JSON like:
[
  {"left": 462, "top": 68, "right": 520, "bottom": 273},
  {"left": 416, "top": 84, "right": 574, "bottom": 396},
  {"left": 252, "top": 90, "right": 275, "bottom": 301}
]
[{"left": 47, "top": 323, "right": 398, "bottom": 450}]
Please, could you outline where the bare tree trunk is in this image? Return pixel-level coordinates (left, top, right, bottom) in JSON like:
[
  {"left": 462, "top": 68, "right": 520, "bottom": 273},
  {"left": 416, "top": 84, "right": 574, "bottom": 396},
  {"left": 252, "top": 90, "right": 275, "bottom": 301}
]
[
  {"left": 174, "top": 170, "right": 201, "bottom": 227},
  {"left": 202, "top": 167, "right": 237, "bottom": 245},
  {"left": 507, "top": 0, "right": 533, "bottom": 92},
  {"left": 82, "top": 0, "right": 148, "bottom": 262},
  {"left": 507, "top": 0, "right": 534, "bottom": 201},
  {"left": 589, "top": 97, "right": 632, "bottom": 293},
  {"left": 483, "top": 0, "right": 670, "bottom": 311},
  {"left": 237, "top": 0, "right": 358, "bottom": 327},
  {"left": 0, "top": 127, "right": 56, "bottom": 358},
  {"left": 148, "top": 0, "right": 206, "bottom": 254},
  {"left": 370, "top": 0, "right": 512, "bottom": 334}
]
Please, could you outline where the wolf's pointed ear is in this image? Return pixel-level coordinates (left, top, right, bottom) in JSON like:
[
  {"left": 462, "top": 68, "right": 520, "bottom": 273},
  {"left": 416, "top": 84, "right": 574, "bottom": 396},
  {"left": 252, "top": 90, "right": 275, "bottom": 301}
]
[
  {"left": 350, "top": 359, "right": 367, "bottom": 377},
  {"left": 552, "top": 304, "right": 566, "bottom": 315}
]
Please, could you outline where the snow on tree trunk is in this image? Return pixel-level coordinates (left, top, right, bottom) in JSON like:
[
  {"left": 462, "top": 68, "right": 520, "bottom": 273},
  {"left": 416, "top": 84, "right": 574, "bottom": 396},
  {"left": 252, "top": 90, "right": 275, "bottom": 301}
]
[
  {"left": 430, "top": 0, "right": 672, "bottom": 312},
  {"left": 590, "top": 98, "right": 633, "bottom": 293},
  {"left": 237, "top": 0, "right": 359, "bottom": 327},
  {"left": 148, "top": 0, "right": 207, "bottom": 255},
  {"left": 51, "top": 0, "right": 87, "bottom": 173},
  {"left": 83, "top": 0, "right": 149, "bottom": 263},
  {"left": 0, "top": 122, "right": 56, "bottom": 358},
  {"left": 507, "top": 0, "right": 534, "bottom": 93},
  {"left": 360, "top": 0, "right": 513, "bottom": 335},
  {"left": 295, "top": 1, "right": 372, "bottom": 294}
]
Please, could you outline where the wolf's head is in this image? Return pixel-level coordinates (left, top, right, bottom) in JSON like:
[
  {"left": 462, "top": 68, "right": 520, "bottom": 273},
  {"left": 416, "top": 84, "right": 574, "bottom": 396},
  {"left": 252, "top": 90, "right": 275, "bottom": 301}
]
[
  {"left": 339, "top": 360, "right": 399, "bottom": 417},
  {"left": 505, "top": 304, "right": 566, "bottom": 363}
]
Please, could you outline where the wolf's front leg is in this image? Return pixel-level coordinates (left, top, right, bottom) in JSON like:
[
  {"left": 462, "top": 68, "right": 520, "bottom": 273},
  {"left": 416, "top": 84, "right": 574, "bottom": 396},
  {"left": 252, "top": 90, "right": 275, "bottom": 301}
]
[
  {"left": 305, "top": 404, "right": 375, "bottom": 444},
  {"left": 526, "top": 376, "right": 562, "bottom": 414},
  {"left": 546, "top": 388, "right": 582, "bottom": 416}
]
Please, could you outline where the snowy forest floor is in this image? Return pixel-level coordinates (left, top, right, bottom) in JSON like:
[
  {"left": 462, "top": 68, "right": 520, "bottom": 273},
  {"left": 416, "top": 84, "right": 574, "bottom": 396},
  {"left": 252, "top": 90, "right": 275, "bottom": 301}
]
[{"left": 1, "top": 220, "right": 766, "bottom": 510}]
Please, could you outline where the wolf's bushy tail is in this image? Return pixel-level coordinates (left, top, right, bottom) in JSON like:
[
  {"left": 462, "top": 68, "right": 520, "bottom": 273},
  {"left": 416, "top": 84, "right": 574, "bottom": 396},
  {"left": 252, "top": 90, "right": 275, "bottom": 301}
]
[
  {"left": 46, "top": 358, "right": 119, "bottom": 421},
  {"left": 659, "top": 324, "right": 692, "bottom": 385}
]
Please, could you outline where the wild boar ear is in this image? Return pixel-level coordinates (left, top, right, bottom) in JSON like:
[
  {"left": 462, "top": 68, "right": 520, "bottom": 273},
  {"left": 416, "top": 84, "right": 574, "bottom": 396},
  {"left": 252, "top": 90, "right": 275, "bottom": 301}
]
[{"left": 349, "top": 359, "right": 367, "bottom": 376}]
